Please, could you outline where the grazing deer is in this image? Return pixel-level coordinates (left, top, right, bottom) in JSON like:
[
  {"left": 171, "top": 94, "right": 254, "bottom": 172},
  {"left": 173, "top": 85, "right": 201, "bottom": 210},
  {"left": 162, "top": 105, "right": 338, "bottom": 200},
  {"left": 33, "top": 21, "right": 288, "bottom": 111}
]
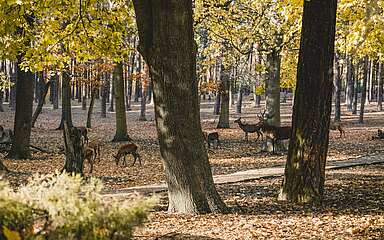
[
  {"left": 371, "top": 129, "right": 384, "bottom": 140},
  {"left": 76, "top": 126, "right": 89, "bottom": 144},
  {"left": 87, "top": 139, "right": 102, "bottom": 163},
  {"left": 234, "top": 117, "right": 263, "bottom": 141},
  {"left": 329, "top": 121, "right": 345, "bottom": 138},
  {"left": 257, "top": 110, "right": 291, "bottom": 154},
  {"left": 203, "top": 131, "right": 220, "bottom": 148},
  {"left": 114, "top": 143, "right": 141, "bottom": 166},
  {"left": 84, "top": 147, "right": 97, "bottom": 173},
  {"left": 0, "top": 125, "right": 13, "bottom": 144}
]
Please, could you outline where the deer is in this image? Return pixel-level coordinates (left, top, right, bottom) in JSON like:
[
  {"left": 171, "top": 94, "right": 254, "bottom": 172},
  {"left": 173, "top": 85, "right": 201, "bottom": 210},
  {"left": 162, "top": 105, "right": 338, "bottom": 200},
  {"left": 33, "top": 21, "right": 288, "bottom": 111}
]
[
  {"left": 203, "top": 131, "right": 220, "bottom": 148},
  {"left": 83, "top": 147, "right": 97, "bottom": 173},
  {"left": 114, "top": 143, "right": 142, "bottom": 167},
  {"left": 371, "top": 129, "right": 384, "bottom": 140},
  {"left": 76, "top": 126, "right": 89, "bottom": 144},
  {"left": 87, "top": 139, "right": 102, "bottom": 163},
  {"left": 234, "top": 117, "right": 263, "bottom": 142},
  {"left": 329, "top": 121, "right": 345, "bottom": 138},
  {"left": 257, "top": 110, "right": 291, "bottom": 154},
  {"left": 0, "top": 125, "right": 13, "bottom": 144}
]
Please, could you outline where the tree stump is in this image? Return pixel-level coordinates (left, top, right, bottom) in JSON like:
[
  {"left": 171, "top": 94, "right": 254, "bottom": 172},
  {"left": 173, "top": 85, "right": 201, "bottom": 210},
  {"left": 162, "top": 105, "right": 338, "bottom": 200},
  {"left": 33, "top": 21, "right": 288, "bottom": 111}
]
[{"left": 62, "top": 122, "right": 85, "bottom": 175}]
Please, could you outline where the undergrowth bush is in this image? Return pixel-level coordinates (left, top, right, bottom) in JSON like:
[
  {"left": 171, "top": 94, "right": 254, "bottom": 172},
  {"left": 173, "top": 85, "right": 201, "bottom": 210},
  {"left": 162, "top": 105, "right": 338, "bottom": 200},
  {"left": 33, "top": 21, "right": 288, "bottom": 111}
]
[{"left": 0, "top": 172, "right": 155, "bottom": 240}]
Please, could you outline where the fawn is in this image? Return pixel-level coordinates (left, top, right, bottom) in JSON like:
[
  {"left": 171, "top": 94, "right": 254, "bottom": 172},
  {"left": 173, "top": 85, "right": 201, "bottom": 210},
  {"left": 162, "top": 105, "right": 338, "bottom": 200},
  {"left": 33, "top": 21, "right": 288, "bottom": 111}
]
[
  {"left": 203, "top": 131, "right": 220, "bottom": 148},
  {"left": 234, "top": 117, "right": 263, "bottom": 141},
  {"left": 329, "top": 121, "right": 345, "bottom": 138},
  {"left": 84, "top": 147, "right": 97, "bottom": 173},
  {"left": 114, "top": 143, "right": 142, "bottom": 166}
]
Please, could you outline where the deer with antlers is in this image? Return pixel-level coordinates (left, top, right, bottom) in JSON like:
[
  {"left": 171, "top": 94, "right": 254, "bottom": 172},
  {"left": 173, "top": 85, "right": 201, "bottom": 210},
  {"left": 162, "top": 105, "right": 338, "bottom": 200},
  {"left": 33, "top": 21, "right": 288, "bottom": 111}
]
[{"left": 234, "top": 117, "right": 263, "bottom": 142}]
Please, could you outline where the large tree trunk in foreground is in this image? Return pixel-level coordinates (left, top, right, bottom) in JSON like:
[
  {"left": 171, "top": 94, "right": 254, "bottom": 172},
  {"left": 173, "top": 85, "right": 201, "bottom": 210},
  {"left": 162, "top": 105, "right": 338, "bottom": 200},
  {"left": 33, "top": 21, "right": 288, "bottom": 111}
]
[
  {"left": 8, "top": 60, "right": 34, "bottom": 159},
  {"left": 62, "top": 122, "right": 84, "bottom": 175},
  {"left": 32, "top": 81, "right": 51, "bottom": 127},
  {"left": 278, "top": 0, "right": 337, "bottom": 203},
  {"left": 57, "top": 71, "right": 73, "bottom": 129},
  {"left": 133, "top": 0, "right": 227, "bottom": 214},
  {"left": 112, "top": 63, "right": 130, "bottom": 142}
]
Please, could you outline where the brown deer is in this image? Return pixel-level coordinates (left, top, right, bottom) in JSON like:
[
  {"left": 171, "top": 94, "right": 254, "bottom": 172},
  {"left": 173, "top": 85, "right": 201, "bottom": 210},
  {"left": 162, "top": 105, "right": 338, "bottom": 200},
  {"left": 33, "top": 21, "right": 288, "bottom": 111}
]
[
  {"left": 371, "top": 129, "right": 384, "bottom": 140},
  {"left": 114, "top": 143, "right": 141, "bottom": 166},
  {"left": 257, "top": 111, "right": 291, "bottom": 154},
  {"left": 0, "top": 125, "right": 13, "bottom": 144},
  {"left": 234, "top": 117, "right": 263, "bottom": 141},
  {"left": 203, "top": 131, "right": 220, "bottom": 148},
  {"left": 84, "top": 147, "right": 97, "bottom": 173},
  {"left": 87, "top": 139, "right": 102, "bottom": 163},
  {"left": 329, "top": 121, "right": 345, "bottom": 138}
]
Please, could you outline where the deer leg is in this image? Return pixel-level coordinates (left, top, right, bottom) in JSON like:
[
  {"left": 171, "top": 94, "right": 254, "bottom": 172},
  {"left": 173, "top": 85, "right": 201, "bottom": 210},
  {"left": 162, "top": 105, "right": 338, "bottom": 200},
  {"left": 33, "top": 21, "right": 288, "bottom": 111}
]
[
  {"left": 131, "top": 153, "right": 137, "bottom": 166},
  {"left": 245, "top": 133, "right": 248, "bottom": 141},
  {"left": 123, "top": 155, "right": 126, "bottom": 166}
]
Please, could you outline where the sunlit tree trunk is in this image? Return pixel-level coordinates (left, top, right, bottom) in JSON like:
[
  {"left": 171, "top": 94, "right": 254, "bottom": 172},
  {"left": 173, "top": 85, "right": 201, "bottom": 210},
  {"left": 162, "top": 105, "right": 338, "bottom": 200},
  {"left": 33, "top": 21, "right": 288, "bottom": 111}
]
[
  {"left": 359, "top": 57, "right": 369, "bottom": 124},
  {"left": 133, "top": 0, "right": 227, "bottom": 213},
  {"left": 278, "top": 0, "right": 337, "bottom": 203},
  {"left": 346, "top": 55, "right": 354, "bottom": 111},
  {"left": 378, "top": 63, "right": 383, "bottom": 111}
]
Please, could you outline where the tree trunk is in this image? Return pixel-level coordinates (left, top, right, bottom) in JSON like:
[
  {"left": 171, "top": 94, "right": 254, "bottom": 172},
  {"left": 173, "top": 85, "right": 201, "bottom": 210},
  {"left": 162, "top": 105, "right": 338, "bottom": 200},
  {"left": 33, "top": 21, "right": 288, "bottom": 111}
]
[
  {"left": 0, "top": 90, "right": 4, "bottom": 112},
  {"left": 101, "top": 77, "right": 108, "bottom": 118},
  {"left": 352, "top": 62, "right": 359, "bottom": 115},
  {"left": 57, "top": 71, "right": 73, "bottom": 129},
  {"left": 378, "top": 62, "right": 382, "bottom": 111},
  {"left": 139, "top": 67, "right": 148, "bottom": 121},
  {"left": 346, "top": 55, "right": 354, "bottom": 111},
  {"left": 213, "top": 91, "right": 221, "bottom": 115},
  {"left": 236, "top": 84, "right": 243, "bottom": 114},
  {"left": 359, "top": 57, "right": 369, "bottom": 124},
  {"left": 334, "top": 54, "right": 341, "bottom": 122},
  {"left": 62, "top": 122, "right": 84, "bottom": 175},
  {"left": 217, "top": 66, "right": 230, "bottom": 128},
  {"left": 9, "top": 62, "right": 17, "bottom": 111},
  {"left": 86, "top": 88, "right": 96, "bottom": 128},
  {"left": 265, "top": 49, "right": 281, "bottom": 125},
  {"left": 50, "top": 73, "right": 59, "bottom": 109},
  {"left": 278, "top": 0, "right": 337, "bottom": 203},
  {"left": 8, "top": 60, "right": 35, "bottom": 159},
  {"left": 109, "top": 75, "right": 115, "bottom": 112},
  {"left": 133, "top": 0, "right": 227, "bottom": 214},
  {"left": 112, "top": 62, "right": 130, "bottom": 141},
  {"left": 31, "top": 81, "right": 51, "bottom": 127}
]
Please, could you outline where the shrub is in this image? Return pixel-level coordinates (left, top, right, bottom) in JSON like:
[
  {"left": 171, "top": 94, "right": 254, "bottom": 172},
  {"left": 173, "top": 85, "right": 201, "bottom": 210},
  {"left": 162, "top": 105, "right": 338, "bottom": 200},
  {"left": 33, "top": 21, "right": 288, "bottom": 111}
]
[{"left": 0, "top": 172, "right": 155, "bottom": 240}]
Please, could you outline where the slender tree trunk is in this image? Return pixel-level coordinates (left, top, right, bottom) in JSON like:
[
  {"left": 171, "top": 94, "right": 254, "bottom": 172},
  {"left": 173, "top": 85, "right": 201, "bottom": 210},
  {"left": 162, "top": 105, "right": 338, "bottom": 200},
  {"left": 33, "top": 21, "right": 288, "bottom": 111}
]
[
  {"left": 112, "top": 63, "right": 130, "bottom": 141},
  {"left": 236, "top": 84, "right": 243, "bottom": 114},
  {"left": 32, "top": 81, "right": 51, "bottom": 127},
  {"left": 57, "top": 71, "right": 73, "bottom": 129},
  {"left": 352, "top": 62, "right": 359, "bottom": 115},
  {"left": 346, "top": 55, "right": 354, "bottom": 111},
  {"left": 217, "top": 66, "right": 230, "bottom": 128},
  {"left": 278, "top": 0, "right": 337, "bottom": 203},
  {"left": 86, "top": 88, "right": 96, "bottom": 128},
  {"left": 51, "top": 73, "right": 59, "bottom": 109},
  {"left": 139, "top": 66, "right": 148, "bottom": 121},
  {"left": 0, "top": 90, "right": 4, "bottom": 112},
  {"left": 133, "top": 0, "right": 227, "bottom": 214},
  {"left": 359, "top": 57, "right": 369, "bottom": 124},
  {"left": 9, "top": 60, "right": 35, "bottom": 159},
  {"left": 9, "top": 62, "right": 17, "bottom": 111},
  {"left": 101, "top": 77, "right": 107, "bottom": 118},
  {"left": 334, "top": 54, "right": 341, "bottom": 122},
  {"left": 378, "top": 62, "right": 382, "bottom": 111},
  {"left": 109, "top": 75, "right": 115, "bottom": 112},
  {"left": 213, "top": 91, "right": 221, "bottom": 115}
]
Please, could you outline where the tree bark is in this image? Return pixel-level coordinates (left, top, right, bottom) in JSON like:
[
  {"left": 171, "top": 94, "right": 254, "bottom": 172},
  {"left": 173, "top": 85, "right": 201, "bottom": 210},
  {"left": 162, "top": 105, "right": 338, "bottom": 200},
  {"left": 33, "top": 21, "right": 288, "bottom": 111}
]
[
  {"left": 8, "top": 60, "right": 35, "bottom": 159},
  {"left": 133, "top": 0, "right": 227, "bottom": 213},
  {"left": 346, "top": 55, "right": 354, "bottom": 111},
  {"left": 265, "top": 49, "right": 281, "bottom": 125},
  {"left": 217, "top": 66, "right": 230, "bottom": 128},
  {"left": 57, "top": 71, "right": 73, "bottom": 129},
  {"left": 31, "top": 81, "right": 51, "bottom": 127},
  {"left": 112, "top": 62, "right": 130, "bottom": 141},
  {"left": 352, "top": 62, "right": 359, "bottom": 115},
  {"left": 236, "top": 84, "right": 243, "bottom": 114},
  {"left": 109, "top": 74, "right": 115, "bottom": 112},
  {"left": 278, "top": 0, "right": 337, "bottom": 203},
  {"left": 359, "top": 57, "right": 369, "bottom": 124},
  {"left": 86, "top": 88, "right": 96, "bottom": 128},
  {"left": 9, "top": 62, "right": 17, "bottom": 111},
  {"left": 50, "top": 73, "right": 59, "bottom": 109},
  {"left": 213, "top": 91, "right": 221, "bottom": 115},
  {"left": 101, "top": 76, "right": 108, "bottom": 118},
  {"left": 334, "top": 54, "right": 341, "bottom": 122},
  {"left": 0, "top": 90, "right": 4, "bottom": 112},
  {"left": 62, "top": 122, "right": 84, "bottom": 175},
  {"left": 378, "top": 62, "right": 382, "bottom": 111}
]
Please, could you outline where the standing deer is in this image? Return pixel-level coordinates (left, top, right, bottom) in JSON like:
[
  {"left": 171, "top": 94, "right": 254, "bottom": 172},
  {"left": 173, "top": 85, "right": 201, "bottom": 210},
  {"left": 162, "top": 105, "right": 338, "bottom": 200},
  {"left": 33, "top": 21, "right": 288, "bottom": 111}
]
[
  {"left": 203, "top": 131, "right": 220, "bottom": 148},
  {"left": 84, "top": 147, "right": 97, "bottom": 173},
  {"left": 329, "top": 121, "right": 345, "bottom": 138},
  {"left": 87, "top": 139, "right": 102, "bottom": 163},
  {"left": 114, "top": 143, "right": 142, "bottom": 166},
  {"left": 234, "top": 117, "right": 263, "bottom": 141},
  {"left": 257, "top": 111, "right": 291, "bottom": 154}
]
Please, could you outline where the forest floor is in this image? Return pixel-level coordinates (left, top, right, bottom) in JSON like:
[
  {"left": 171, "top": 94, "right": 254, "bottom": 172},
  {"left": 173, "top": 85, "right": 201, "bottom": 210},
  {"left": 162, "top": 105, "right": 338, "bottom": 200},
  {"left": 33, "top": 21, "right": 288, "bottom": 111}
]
[{"left": 0, "top": 97, "right": 383, "bottom": 239}]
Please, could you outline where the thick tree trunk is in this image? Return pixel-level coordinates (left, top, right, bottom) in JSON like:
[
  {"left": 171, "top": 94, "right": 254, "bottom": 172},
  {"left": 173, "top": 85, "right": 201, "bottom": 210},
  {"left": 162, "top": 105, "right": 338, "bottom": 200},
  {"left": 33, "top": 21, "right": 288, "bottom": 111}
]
[
  {"left": 112, "top": 63, "right": 130, "bottom": 141},
  {"left": 9, "top": 60, "right": 35, "bottom": 159},
  {"left": 62, "top": 122, "right": 84, "bottom": 175},
  {"left": 334, "top": 54, "right": 341, "bottom": 122},
  {"left": 133, "top": 0, "right": 227, "bottom": 214},
  {"left": 378, "top": 63, "right": 382, "bottom": 111},
  {"left": 31, "top": 81, "right": 51, "bottom": 127},
  {"left": 346, "top": 56, "right": 354, "bottom": 111},
  {"left": 359, "top": 57, "right": 369, "bottom": 124},
  {"left": 278, "top": 0, "right": 337, "bottom": 203},
  {"left": 57, "top": 71, "right": 73, "bottom": 129},
  {"left": 217, "top": 66, "right": 230, "bottom": 128}
]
